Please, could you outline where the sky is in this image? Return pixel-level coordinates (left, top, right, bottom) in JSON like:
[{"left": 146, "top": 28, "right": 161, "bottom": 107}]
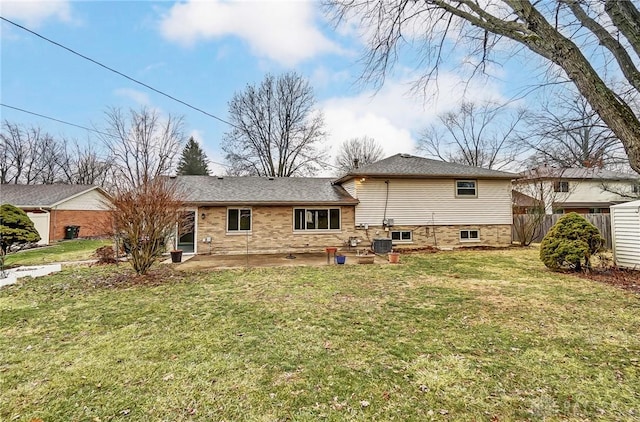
[{"left": 0, "top": 0, "right": 533, "bottom": 176}]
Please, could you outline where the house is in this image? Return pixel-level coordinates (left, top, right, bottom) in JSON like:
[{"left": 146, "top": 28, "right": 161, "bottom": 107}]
[
  {"left": 0, "top": 184, "right": 112, "bottom": 244},
  {"left": 610, "top": 200, "right": 640, "bottom": 269},
  {"left": 172, "top": 176, "right": 359, "bottom": 255},
  {"left": 514, "top": 166, "right": 640, "bottom": 214},
  {"left": 334, "top": 153, "right": 516, "bottom": 249},
  {"left": 175, "top": 153, "right": 516, "bottom": 254}
]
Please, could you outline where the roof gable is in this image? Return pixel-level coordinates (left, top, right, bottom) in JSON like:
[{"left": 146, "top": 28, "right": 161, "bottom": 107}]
[
  {"left": 334, "top": 153, "right": 516, "bottom": 183},
  {"left": 0, "top": 184, "right": 107, "bottom": 208},
  {"left": 172, "top": 176, "right": 358, "bottom": 205}
]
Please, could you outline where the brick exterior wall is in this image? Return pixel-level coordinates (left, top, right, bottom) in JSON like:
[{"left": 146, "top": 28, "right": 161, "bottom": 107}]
[
  {"left": 373, "top": 224, "right": 513, "bottom": 249},
  {"left": 195, "top": 206, "right": 512, "bottom": 254},
  {"left": 49, "top": 210, "right": 112, "bottom": 242}
]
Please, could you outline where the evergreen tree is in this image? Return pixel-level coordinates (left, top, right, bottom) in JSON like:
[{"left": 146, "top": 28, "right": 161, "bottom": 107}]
[
  {"left": 0, "top": 204, "right": 41, "bottom": 254},
  {"left": 177, "top": 137, "right": 210, "bottom": 175}
]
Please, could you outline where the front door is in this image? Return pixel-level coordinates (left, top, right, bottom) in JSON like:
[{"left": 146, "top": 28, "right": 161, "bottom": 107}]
[{"left": 177, "top": 211, "right": 195, "bottom": 253}]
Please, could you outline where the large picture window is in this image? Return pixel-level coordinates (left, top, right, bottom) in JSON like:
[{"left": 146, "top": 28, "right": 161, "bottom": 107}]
[
  {"left": 294, "top": 208, "right": 340, "bottom": 231},
  {"left": 227, "top": 208, "right": 251, "bottom": 232},
  {"left": 456, "top": 180, "right": 477, "bottom": 197}
]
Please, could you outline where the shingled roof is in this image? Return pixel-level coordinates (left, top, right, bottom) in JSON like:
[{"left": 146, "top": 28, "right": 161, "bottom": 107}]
[
  {"left": 518, "top": 166, "right": 640, "bottom": 181},
  {"left": 0, "top": 184, "right": 106, "bottom": 208},
  {"left": 172, "top": 176, "right": 358, "bottom": 205},
  {"left": 334, "top": 153, "right": 516, "bottom": 183}
]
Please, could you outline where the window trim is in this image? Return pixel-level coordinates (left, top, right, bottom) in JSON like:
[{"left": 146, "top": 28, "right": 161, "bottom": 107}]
[
  {"left": 455, "top": 180, "right": 477, "bottom": 198},
  {"left": 459, "top": 229, "right": 480, "bottom": 242},
  {"left": 226, "top": 207, "right": 252, "bottom": 234},
  {"left": 293, "top": 207, "right": 341, "bottom": 232},
  {"left": 391, "top": 230, "right": 413, "bottom": 243},
  {"left": 554, "top": 180, "right": 569, "bottom": 193}
]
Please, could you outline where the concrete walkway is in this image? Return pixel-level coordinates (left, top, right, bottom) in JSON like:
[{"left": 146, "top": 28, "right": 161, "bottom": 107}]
[{"left": 0, "top": 264, "right": 62, "bottom": 288}]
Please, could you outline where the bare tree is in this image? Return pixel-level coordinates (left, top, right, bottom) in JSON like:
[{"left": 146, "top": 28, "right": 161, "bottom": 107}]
[
  {"left": 0, "top": 121, "right": 61, "bottom": 184},
  {"left": 98, "top": 107, "right": 185, "bottom": 189},
  {"left": 57, "top": 139, "right": 113, "bottom": 187},
  {"left": 522, "top": 90, "right": 627, "bottom": 169},
  {"left": 107, "top": 177, "right": 185, "bottom": 275},
  {"left": 334, "top": 136, "right": 384, "bottom": 173},
  {"left": 325, "top": 0, "right": 640, "bottom": 174},
  {"left": 417, "top": 101, "right": 525, "bottom": 170},
  {"left": 222, "top": 72, "right": 328, "bottom": 177},
  {"left": 513, "top": 167, "right": 575, "bottom": 245}
]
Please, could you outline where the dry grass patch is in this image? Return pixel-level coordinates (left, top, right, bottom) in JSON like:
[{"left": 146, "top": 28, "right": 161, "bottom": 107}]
[{"left": 1, "top": 247, "right": 639, "bottom": 421}]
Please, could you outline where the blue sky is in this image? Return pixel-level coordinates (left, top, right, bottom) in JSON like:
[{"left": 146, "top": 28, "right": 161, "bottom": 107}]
[{"left": 1, "top": 0, "right": 532, "bottom": 175}]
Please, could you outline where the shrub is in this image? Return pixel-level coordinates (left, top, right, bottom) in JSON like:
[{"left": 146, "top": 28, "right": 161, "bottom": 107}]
[
  {"left": 540, "top": 212, "right": 604, "bottom": 271},
  {"left": 0, "top": 204, "right": 41, "bottom": 254},
  {"left": 94, "top": 245, "right": 118, "bottom": 264}
]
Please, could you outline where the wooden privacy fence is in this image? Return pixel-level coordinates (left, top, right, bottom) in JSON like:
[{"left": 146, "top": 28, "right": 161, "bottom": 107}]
[{"left": 513, "top": 214, "right": 612, "bottom": 249}]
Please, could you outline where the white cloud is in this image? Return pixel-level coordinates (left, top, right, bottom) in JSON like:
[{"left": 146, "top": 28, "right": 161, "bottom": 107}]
[
  {"left": 319, "top": 73, "right": 508, "bottom": 170},
  {"left": 159, "top": 0, "right": 342, "bottom": 66},
  {"left": 114, "top": 88, "right": 151, "bottom": 106},
  {"left": 0, "top": 0, "right": 72, "bottom": 27}
]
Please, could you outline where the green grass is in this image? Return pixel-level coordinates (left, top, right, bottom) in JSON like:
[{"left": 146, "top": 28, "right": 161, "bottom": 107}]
[
  {"left": 2, "top": 239, "right": 111, "bottom": 267},
  {"left": 1, "top": 248, "right": 639, "bottom": 421}
]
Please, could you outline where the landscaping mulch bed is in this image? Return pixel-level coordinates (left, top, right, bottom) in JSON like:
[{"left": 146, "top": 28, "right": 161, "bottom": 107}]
[{"left": 577, "top": 268, "right": 640, "bottom": 294}]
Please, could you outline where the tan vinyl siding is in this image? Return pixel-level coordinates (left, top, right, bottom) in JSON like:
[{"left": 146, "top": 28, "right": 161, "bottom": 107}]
[
  {"left": 354, "top": 179, "right": 512, "bottom": 225},
  {"left": 55, "top": 189, "right": 110, "bottom": 211},
  {"left": 342, "top": 179, "right": 356, "bottom": 198}
]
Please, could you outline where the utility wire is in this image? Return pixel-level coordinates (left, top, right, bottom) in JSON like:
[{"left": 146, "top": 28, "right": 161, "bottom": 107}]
[
  {"left": 0, "top": 16, "right": 238, "bottom": 130},
  {"left": 0, "top": 103, "right": 232, "bottom": 168},
  {"left": 1, "top": 103, "right": 114, "bottom": 138}
]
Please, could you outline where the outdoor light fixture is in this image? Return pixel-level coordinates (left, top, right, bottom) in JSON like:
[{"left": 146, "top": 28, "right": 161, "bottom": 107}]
[{"left": 201, "top": 212, "right": 206, "bottom": 220}]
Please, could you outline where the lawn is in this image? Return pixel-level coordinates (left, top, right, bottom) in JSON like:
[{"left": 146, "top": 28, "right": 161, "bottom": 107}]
[
  {"left": 2, "top": 239, "right": 111, "bottom": 267},
  {"left": 1, "top": 248, "right": 638, "bottom": 421}
]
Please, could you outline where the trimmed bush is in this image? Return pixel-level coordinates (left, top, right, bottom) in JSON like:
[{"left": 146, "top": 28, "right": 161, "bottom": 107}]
[
  {"left": 0, "top": 203, "right": 41, "bottom": 254},
  {"left": 540, "top": 212, "right": 604, "bottom": 271}
]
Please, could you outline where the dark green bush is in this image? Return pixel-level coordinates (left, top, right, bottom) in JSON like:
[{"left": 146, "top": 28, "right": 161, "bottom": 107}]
[{"left": 540, "top": 212, "right": 604, "bottom": 271}]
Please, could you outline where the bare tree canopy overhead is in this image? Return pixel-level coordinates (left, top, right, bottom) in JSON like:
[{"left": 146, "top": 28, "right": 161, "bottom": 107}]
[
  {"left": 98, "top": 106, "right": 185, "bottom": 189},
  {"left": 335, "top": 136, "right": 385, "bottom": 174},
  {"left": 417, "top": 101, "right": 525, "bottom": 170},
  {"left": 222, "top": 72, "right": 328, "bottom": 177},
  {"left": 521, "top": 90, "right": 627, "bottom": 170},
  {"left": 325, "top": 0, "right": 640, "bottom": 174}
]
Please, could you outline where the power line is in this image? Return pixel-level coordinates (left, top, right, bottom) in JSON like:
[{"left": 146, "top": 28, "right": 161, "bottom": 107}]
[
  {"left": 1, "top": 103, "right": 114, "bottom": 138},
  {"left": 0, "top": 103, "right": 232, "bottom": 168},
  {"left": 0, "top": 16, "right": 238, "bottom": 130}
]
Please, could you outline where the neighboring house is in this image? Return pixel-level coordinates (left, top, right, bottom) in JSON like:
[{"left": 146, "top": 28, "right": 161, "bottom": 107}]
[
  {"left": 175, "top": 153, "right": 516, "bottom": 254},
  {"left": 0, "top": 184, "right": 112, "bottom": 244},
  {"left": 514, "top": 166, "right": 640, "bottom": 214}
]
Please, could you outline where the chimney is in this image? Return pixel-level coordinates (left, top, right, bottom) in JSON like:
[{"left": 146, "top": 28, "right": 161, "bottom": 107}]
[{"left": 353, "top": 158, "right": 359, "bottom": 169}]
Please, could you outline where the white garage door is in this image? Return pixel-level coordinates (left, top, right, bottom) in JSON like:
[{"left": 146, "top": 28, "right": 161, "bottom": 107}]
[{"left": 26, "top": 212, "right": 50, "bottom": 245}]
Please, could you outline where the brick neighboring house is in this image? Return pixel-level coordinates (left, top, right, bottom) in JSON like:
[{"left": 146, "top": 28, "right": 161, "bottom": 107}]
[
  {"left": 514, "top": 166, "right": 640, "bottom": 214},
  {"left": 174, "top": 153, "right": 516, "bottom": 255},
  {"left": 0, "top": 184, "right": 112, "bottom": 244}
]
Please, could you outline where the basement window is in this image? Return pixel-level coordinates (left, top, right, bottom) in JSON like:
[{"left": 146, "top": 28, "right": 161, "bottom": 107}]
[
  {"left": 391, "top": 230, "right": 412, "bottom": 243},
  {"left": 460, "top": 229, "right": 479, "bottom": 242}
]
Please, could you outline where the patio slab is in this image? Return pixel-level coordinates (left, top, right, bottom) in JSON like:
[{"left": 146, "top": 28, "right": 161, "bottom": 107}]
[{"left": 172, "top": 252, "right": 389, "bottom": 270}]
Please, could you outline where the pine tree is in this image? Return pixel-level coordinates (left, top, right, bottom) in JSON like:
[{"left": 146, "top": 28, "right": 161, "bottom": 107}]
[
  {"left": 0, "top": 204, "right": 41, "bottom": 254},
  {"left": 177, "top": 137, "right": 210, "bottom": 175}
]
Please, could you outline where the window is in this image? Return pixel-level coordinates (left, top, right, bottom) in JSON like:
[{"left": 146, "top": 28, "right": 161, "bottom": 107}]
[
  {"left": 460, "top": 229, "right": 479, "bottom": 241},
  {"left": 456, "top": 180, "right": 477, "bottom": 197},
  {"left": 294, "top": 208, "right": 340, "bottom": 231},
  {"left": 632, "top": 184, "right": 640, "bottom": 194},
  {"left": 589, "top": 208, "right": 607, "bottom": 214},
  {"left": 227, "top": 208, "right": 251, "bottom": 232},
  {"left": 391, "top": 230, "right": 412, "bottom": 243},
  {"left": 554, "top": 181, "right": 569, "bottom": 192}
]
